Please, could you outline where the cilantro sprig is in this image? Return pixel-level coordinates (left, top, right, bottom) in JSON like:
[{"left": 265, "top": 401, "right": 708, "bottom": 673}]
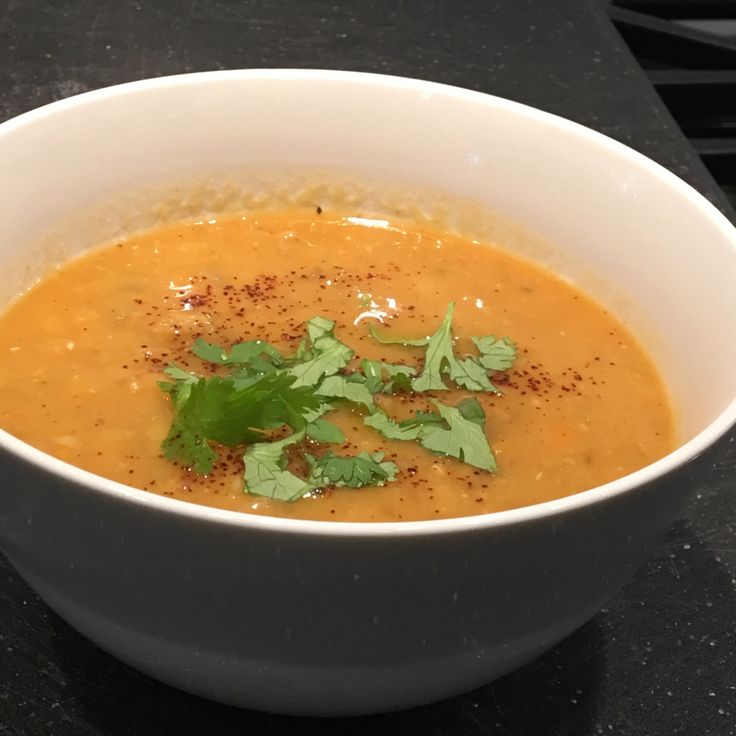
[
  {"left": 364, "top": 397, "right": 496, "bottom": 471},
  {"left": 371, "top": 302, "right": 516, "bottom": 393},
  {"left": 160, "top": 372, "right": 321, "bottom": 473},
  {"left": 158, "top": 303, "right": 516, "bottom": 502}
]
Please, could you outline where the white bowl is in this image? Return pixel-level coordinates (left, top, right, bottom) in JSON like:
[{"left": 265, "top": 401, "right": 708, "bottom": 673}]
[{"left": 0, "top": 70, "right": 735, "bottom": 716}]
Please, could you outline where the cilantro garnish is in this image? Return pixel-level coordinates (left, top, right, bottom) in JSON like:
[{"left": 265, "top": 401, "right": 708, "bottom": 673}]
[
  {"left": 368, "top": 326, "right": 430, "bottom": 347},
  {"left": 243, "top": 430, "right": 314, "bottom": 501},
  {"left": 306, "top": 451, "right": 398, "bottom": 488},
  {"left": 472, "top": 336, "right": 517, "bottom": 371},
  {"left": 368, "top": 303, "right": 514, "bottom": 393},
  {"left": 161, "top": 372, "right": 321, "bottom": 474},
  {"left": 316, "top": 374, "right": 376, "bottom": 409},
  {"left": 364, "top": 397, "right": 496, "bottom": 471},
  {"left": 417, "top": 398, "right": 497, "bottom": 471},
  {"left": 158, "top": 303, "right": 516, "bottom": 502},
  {"left": 360, "top": 360, "right": 416, "bottom": 393},
  {"left": 285, "top": 316, "right": 354, "bottom": 388},
  {"left": 305, "top": 417, "right": 346, "bottom": 444},
  {"left": 244, "top": 433, "right": 396, "bottom": 501},
  {"left": 192, "top": 338, "right": 283, "bottom": 368},
  {"left": 363, "top": 409, "right": 423, "bottom": 441},
  {"left": 410, "top": 303, "right": 496, "bottom": 392}
]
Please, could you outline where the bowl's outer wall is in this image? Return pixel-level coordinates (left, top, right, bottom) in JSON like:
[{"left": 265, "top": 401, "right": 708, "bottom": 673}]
[
  {"left": 1, "top": 71, "right": 735, "bottom": 714},
  {"left": 0, "top": 440, "right": 698, "bottom": 714}
]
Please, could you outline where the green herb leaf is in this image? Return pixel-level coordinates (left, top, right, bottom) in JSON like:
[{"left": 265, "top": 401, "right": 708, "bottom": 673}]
[
  {"left": 364, "top": 410, "right": 422, "bottom": 441},
  {"left": 193, "top": 338, "right": 283, "bottom": 367},
  {"left": 229, "top": 340, "right": 283, "bottom": 366},
  {"left": 306, "top": 417, "right": 346, "bottom": 444},
  {"left": 158, "top": 364, "right": 198, "bottom": 405},
  {"left": 368, "top": 325, "right": 429, "bottom": 347},
  {"left": 285, "top": 317, "right": 354, "bottom": 388},
  {"left": 191, "top": 339, "right": 229, "bottom": 365},
  {"left": 418, "top": 398, "right": 497, "bottom": 472},
  {"left": 360, "top": 359, "right": 417, "bottom": 394},
  {"left": 161, "top": 377, "right": 263, "bottom": 474},
  {"left": 225, "top": 372, "right": 323, "bottom": 432},
  {"left": 410, "top": 303, "right": 454, "bottom": 391},
  {"left": 411, "top": 303, "right": 496, "bottom": 393},
  {"left": 307, "top": 451, "right": 399, "bottom": 488},
  {"left": 163, "top": 364, "right": 199, "bottom": 383},
  {"left": 302, "top": 401, "right": 334, "bottom": 423},
  {"left": 384, "top": 367, "right": 415, "bottom": 393},
  {"left": 456, "top": 396, "right": 486, "bottom": 426},
  {"left": 364, "top": 403, "right": 460, "bottom": 442},
  {"left": 162, "top": 415, "right": 220, "bottom": 475},
  {"left": 159, "top": 372, "right": 322, "bottom": 473},
  {"left": 472, "top": 336, "right": 517, "bottom": 371},
  {"left": 316, "top": 374, "right": 375, "bottom": 409},
  {"left": 243, "top": 430, "right": 313, "bottom": 501},
  {"left": 361, "top": 359, "right": 384, "bottom": 393}
]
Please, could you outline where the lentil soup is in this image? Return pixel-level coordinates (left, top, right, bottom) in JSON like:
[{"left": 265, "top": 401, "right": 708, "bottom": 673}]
[{"left": 0, "top": 209, "right": 675, "bottom": 521}]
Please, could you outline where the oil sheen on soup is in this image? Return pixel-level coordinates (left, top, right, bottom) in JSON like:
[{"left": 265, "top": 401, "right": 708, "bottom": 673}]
[{"left": 0, "top": 208, "right": 675, "bottom": 521}]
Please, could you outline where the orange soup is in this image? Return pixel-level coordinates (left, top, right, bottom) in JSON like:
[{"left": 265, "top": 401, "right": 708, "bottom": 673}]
[{"left": 0, "top": 209, "right": 675, "bottom": 521}]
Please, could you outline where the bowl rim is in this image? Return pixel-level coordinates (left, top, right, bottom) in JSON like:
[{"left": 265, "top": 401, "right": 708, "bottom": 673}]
[{"left": 1, "top": 67, "right": 735, "bottom": 538}]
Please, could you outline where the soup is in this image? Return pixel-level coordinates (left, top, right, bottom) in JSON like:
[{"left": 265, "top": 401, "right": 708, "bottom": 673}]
[{"left": 0, "top": 209, "right": 675, "bottom": 521}]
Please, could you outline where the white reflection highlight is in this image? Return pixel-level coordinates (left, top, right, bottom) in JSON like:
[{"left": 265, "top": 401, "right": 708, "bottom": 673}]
[
  {"left": 346, "top": 216, "right": 390, "bottom": 229},
  {"left": 354, "top": 309, "right": 388, "bottom": 326}
]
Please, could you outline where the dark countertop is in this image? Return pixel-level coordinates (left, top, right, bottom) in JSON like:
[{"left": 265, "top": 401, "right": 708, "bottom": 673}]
[{"left": 0, "top": 2, "right": 734, "bottom": 734}]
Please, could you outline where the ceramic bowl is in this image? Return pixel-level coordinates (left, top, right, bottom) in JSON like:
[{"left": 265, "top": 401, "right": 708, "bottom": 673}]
[{"left": 0, "top": 70, "right": 735, "bottom": 716}]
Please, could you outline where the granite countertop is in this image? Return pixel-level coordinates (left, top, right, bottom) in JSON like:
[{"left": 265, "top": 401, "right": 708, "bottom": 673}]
[{"left": 0, "top": 2, "right": 734, "bottom": 734}]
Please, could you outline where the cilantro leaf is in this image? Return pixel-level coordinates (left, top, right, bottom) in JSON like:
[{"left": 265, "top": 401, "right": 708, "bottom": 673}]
[
  {"left": 163, "top": 364, "right": 198, "bottom": 383},
  {"left": 193, "top": 338, "right": 283, "bottom": 367},
  {"left": 472, "top": 336, "right": 517, "bottom": 371},
  {"left": 410, "top": 410, "right": 447, "bottom": 427},
  {"left": 366, "top": 397, "right": 493, "bottom": 469},
  {"left": 409, "top": 303, "right": 455, "bottom": 391},
  {"left": 383, "top": 366, "right": 416, "bottom": 393},
  {"left": 418, "top": 398, "right": 497, "bottom": 472},
  {"left": 364, "top": 410, "right": 422, "bottom": 441},
  {"left": 193, "top": 338, "right": 283, "bottom": 381},
  {"left": 306, "top": 451, "right": 399, "bottom": 488},
  {"left": 306, "top": 417, "right": 346, "bottom": 444},
  {"left": 301, "top": 401, "right": 334, "bottom": 423},
  {"left": 161, "top": 415, "right": 219, "bottom": 475},
  {"left": 376, "top": 305, "right": 517, "bottom": 394},
  {"left": 224, "top": 372, "right": 323, "bottom": 432},
  {"left": 316, "top": 374, "right": 375, "bottom": 409},
  {"left": 191, "top": 339, "right": 229, "bottom": 365},
  {"left": 243, "top": 430, "right": 313, "bottom": 501},
  {"left": 229, "top": 340, "right": 283, "bottom": 366},
  {"left": 456, "top": 396, "right": 486, "bottom": 425},
  {"left": 165, "top": 376, "right": 267, "bottom": 447},
  {"left": 361, "top": 360, "right": 385, "bottom": 393},
  {"left": 364, "top": 404, "right": 452, "bottom": 442},
  {"left": 158, "top": 364, "right": 197, "bottom": 406},
  {"left": 368, "top": 325, "right": 429, "bottom": 347},
  {"left": 360, "top": 359, "right": 417, "bottom": 394},
  {"left": 411, "top": 303, "right": 495, "bottom": 392},
  {"left": 160, "top": 372, "right": 321, "bottom": 473},
  {"left": 285, "top": 317, "right": 354, "bottom": 388},
  {"left": 161, "top": 377, "right": 264, "bottom": 474}
]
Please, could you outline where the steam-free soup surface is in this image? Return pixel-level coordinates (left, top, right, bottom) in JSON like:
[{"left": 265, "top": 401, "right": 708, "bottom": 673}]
[{"left": 0, "top": 210, "right": 674, "bottom": 521}]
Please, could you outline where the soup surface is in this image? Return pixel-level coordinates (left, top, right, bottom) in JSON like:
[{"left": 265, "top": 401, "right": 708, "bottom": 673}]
[{"left": 0, "top": 209, "right": 675, "bottom": 521}]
